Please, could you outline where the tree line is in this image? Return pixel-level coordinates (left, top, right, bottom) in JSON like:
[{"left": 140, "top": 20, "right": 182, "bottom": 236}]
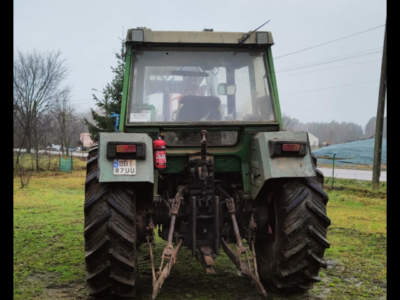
[
  {"left": 282, "top": 114, "right": 386, "bottom": 146},
  {"left": 364, "top": 116, "right": 387, "bottom": 138}
]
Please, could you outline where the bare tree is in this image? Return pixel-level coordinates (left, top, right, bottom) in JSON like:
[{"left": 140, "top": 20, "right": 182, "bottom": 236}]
[
  {"left": 17, "top": 167, "right": 33, "bottom": 189},
  {"left": 13, "top": 49, "right": 69, "bottom": 171},
  {"left": 282, "top": 113, "right": 300, "bottom": 131},
  {"left": 52, "top": 91, "right": 82, "bottom": 156}
]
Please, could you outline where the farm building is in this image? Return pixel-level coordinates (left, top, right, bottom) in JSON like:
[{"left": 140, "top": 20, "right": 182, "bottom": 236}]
[
  {"left": 307, "top": 132, "right": 319, "bottom": 148},
  {"left": 80, "top": 133, "right": 94, "bottom": 148}
]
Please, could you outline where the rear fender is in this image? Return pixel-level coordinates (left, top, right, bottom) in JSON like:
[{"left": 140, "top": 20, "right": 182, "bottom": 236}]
[
  {"left": 98, "top": 132, "right": 154, "bottom": 183},
  {"left": 250, "top": 131, "right": 315, "bottom": 199}
]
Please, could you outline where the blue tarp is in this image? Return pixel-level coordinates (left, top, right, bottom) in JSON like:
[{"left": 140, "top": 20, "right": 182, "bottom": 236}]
[{"left": 312, "top": 138, "right": 387, "bottom": 166}]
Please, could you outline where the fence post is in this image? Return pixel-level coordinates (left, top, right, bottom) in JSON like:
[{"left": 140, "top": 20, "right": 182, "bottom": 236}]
[
  {"left": 59, "top": 153, "right": 61, "bottom": 171},
  {"left": 331, "top": 153, "right": 336, "bottom": 189},
  {"left": 71, "top": 152, "right": 73, "bottom": 172}
]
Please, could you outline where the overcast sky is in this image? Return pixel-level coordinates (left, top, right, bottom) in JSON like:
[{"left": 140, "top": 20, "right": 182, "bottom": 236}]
[{"left": 14, "top": 0, "right": 386, "bottom": 128}]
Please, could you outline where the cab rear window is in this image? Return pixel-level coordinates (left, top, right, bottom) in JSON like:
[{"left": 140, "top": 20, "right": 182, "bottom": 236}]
[{"left": 128, "top": 49, "right": 276, "bottom": 124}]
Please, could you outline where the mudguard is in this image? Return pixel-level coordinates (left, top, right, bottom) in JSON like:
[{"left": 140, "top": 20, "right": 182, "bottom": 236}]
[
  {"left": 98, "top": 132, "right": 154, "bottom": 183},
  {"left": 249, "top": 131, "right": 315, "bottom": 199}
]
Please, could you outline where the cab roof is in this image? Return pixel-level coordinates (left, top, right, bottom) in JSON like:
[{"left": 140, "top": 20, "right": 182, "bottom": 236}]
[{"left": 125, "top": 28, "right": 274, "bottom": 46}]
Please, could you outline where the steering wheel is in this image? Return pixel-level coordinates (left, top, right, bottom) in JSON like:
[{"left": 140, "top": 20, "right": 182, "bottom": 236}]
[
  {"left": 199, "top": 110, "right": 211, "bottom": 121},
  {"left": 172, "top": 110, "right": 177, "bottom": 121}
]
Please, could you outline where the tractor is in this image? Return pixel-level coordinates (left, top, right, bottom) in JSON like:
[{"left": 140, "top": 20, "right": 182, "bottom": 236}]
[{"left": 84, "top": 27, "right": 330, "bottom": 300}]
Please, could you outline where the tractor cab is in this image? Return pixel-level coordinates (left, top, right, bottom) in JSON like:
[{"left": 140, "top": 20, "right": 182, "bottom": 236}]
[{"left": 120, "top": 28, "right": 281, "bottom": 145}]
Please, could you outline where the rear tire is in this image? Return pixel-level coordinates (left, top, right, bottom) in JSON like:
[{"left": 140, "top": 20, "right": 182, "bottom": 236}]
[
  {"left": 84, "top": 147, "right": 137, "bottom": 299},
  {"left": 255, "top": 176, "right": 330, "bottom": 291}
]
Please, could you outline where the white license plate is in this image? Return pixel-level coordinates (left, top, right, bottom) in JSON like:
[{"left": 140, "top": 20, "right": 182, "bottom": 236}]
[{"left": 113, "top": 159, "right": 136, "bottom": 175}]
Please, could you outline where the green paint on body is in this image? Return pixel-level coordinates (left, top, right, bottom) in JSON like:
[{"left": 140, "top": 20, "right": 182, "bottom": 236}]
[
  {"left": 267, "top": 47, "right": 283, "bottom": 130},
  {"left": 118, "top": 47, "right": 132, "bottom": 132}
]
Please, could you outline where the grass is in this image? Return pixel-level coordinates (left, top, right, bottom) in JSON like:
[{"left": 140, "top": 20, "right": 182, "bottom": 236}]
[
  {"left": 317, "top": 180, "right": 387, "bottom": 299},
  {"left": 13, "top": 170, "right": 87, "bottom": 299},
  {"left": 13, "top": 152, "right": 87, "bottom": 180},
  {"left": 13, "top": 170, "right": 386, "bottom": 300},
  {"left": 317, "top": 162, "right": 387, "bottom": 172}
]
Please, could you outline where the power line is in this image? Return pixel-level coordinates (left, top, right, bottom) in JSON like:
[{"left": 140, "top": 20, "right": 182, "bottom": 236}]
[
  {"left": 274, "top": 24, "right": 385, "bottom": 59},
  {"left": 276, "top": 50, "right": 382, "bottom": 73},
  {"left": 277, "top": 47, "right": 382, "bottom": 71},
  {"left": 277, "top": 59, "right": 381, "bottom": 78},
  {"left": 280, "top": 80, "right": 379, "bottom": 96}
]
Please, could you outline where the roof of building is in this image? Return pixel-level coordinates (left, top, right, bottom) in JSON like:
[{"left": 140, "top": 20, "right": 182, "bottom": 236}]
[{"left": 307, "top": 132, "right": 319, "bottom": 141}]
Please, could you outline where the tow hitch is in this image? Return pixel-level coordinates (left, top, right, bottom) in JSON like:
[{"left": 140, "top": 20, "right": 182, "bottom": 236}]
[{"left": 150, "top": 186, "right": 185, "bottom": 300}]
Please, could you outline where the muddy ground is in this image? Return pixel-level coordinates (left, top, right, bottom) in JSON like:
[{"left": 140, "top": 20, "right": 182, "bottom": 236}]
[{"left": 33, "top": 247, "right": 386, "bottom": 300}]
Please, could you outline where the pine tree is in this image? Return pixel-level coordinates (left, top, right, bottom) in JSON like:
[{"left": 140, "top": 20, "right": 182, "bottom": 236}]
[{"left": 85, "top": 41, "right": 125, "bottom": 142}]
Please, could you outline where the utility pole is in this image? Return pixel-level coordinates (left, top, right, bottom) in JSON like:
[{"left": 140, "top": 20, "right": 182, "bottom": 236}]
[{"left": 372, "top": 20, "right": 387, "bottom": 189}]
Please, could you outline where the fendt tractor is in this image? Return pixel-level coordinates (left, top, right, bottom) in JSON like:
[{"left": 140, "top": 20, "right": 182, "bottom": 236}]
[{"left": 84, "top": 27, "right": 331, "bottom": 300}]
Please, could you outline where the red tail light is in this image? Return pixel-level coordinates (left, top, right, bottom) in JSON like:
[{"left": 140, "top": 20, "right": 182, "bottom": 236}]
[
  {"left": 269, "top": 140, "right": 307, "bottom": 157},
  {"left": 116, "top": 145, "right": 137, "bottom": 153},
  {"left": 106, "top": 142, "right": 146, "bottom": 159},
  {"left": 282, "top": 144, "right": 301, "bottom": 152}
]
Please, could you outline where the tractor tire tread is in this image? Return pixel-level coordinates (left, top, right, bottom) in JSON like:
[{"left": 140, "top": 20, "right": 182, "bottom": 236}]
[
  {"left": 256, "top": 176, "right": 330, "bottom": 292},
  {"left": 84, "top": 147, "right": 136, "bottom": 300}
]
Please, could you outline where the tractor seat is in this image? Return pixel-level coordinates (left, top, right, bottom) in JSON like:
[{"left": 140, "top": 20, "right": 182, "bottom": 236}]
[{"left": 176, "top": 96, "right": 221, "bottom": 122}]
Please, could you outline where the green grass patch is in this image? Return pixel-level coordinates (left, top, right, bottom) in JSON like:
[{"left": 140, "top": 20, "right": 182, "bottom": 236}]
[
  {"left": 324, "top": 178, "right": 387, "bottom": 196},
  {"left": 14, "top": 170, "right": 86, "bottom": 299},
  {"left": 319, "top": 180, "right": 387, "bottom": 299},
  {"left": 317, "top": 162, "right": 387, "bottom": 172}
]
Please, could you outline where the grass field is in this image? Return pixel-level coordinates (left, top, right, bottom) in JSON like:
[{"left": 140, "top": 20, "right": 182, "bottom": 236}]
[
  {"left": 13, "top": 170, "right": 387, "bottom": 300},
  {"left": 316, "top": 162, "right": 387, "bottom": 172}
]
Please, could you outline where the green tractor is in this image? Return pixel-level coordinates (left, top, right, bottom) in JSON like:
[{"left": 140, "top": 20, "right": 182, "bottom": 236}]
[{"left": 84, "top": 27, "right": 330, "bottom": 300}]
